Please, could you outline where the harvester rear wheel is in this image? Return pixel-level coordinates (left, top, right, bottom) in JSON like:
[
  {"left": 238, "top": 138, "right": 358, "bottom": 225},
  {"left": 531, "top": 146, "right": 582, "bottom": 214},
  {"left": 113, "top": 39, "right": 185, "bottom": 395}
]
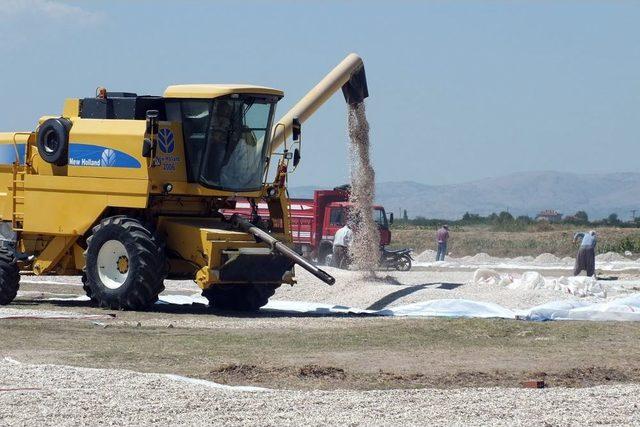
[
  {"left": 202, "top": 284, "right": 279, "bottom": 312},
  {"left": 82, "top": 216, "right": 166, "bottom": 310},
  {"left": 0, "top": 247, "right": 19, "bottom": 305}
]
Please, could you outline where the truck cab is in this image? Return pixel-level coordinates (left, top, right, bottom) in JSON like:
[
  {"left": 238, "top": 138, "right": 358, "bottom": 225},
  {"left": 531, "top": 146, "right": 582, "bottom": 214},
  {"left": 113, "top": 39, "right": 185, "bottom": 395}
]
[{"left": 317, "top": 200, "right": 391, "bottom": 262}]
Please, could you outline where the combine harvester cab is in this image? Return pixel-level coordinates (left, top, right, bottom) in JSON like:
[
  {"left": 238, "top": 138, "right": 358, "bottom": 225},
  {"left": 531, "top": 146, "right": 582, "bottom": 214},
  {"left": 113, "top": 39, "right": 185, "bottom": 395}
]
[{"left": 0, "top": 54, "right": 368, "bottom": 311}]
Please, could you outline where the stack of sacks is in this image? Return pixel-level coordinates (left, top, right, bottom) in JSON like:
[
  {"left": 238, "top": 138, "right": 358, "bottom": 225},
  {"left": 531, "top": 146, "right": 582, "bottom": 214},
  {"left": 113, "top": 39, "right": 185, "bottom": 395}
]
[
  {"left": 472, "top": 268, "right": 513, "bottom": 286},
  {"left": 550, "top": 276, "right": 607, "bottom": 298},
  {"left": 472, "top": 269, "right": 606, "bottom": 298}
]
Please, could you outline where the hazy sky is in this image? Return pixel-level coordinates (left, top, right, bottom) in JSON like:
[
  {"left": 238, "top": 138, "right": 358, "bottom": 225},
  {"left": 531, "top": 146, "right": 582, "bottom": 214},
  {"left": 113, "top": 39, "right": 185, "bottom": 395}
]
[{"left": 0, "top": 1, "right": 638, "bottom": 188}]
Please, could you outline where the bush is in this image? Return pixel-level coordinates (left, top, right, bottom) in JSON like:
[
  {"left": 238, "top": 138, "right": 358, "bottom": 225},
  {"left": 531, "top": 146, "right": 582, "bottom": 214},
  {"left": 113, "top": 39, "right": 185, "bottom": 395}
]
[{"left": 600, "top": 236, "right": 640, "bottom": 253}]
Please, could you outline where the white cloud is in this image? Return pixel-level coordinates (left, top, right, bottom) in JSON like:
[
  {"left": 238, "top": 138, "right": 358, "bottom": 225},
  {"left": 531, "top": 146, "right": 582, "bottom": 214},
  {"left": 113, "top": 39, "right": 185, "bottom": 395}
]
[{"left": 0, "top": 0, "right": 103, "bottom": 24}]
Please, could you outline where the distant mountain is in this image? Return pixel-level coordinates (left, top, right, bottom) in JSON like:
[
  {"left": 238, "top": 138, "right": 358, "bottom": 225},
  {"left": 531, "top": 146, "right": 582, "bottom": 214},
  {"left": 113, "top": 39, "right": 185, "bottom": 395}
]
[{"left": 289, "top": 171, "right": 640, "bottom": 221}]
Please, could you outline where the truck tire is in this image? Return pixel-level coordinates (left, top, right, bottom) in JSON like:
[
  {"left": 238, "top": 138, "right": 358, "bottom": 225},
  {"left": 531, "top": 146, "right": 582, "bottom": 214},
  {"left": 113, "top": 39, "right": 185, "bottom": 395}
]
[
  {"left": 202, "top": 284, "right": 279, "bottom": 312},
  {"left": 37, "top": 118, "right": 72, "bottom": 166},
  {"left": 318, "top": 241, "right": 333, "bottom": 265},
  {"left": 82, "top": 216, "right": 165, "bottom": 310},
  {"left": 0, "top": 247, "right": 19, "bottom": 305}
]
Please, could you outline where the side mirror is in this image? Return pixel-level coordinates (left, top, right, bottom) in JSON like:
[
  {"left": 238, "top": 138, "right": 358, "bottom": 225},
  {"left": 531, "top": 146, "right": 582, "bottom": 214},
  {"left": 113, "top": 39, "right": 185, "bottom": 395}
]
[
  {"left": 293, "top": 148, "right": 301, "bottom": 167},
  {"left": 145, "top": 110, "right": 159, "bottom": 135},
  {"left": 144, "top": 110, "right": 159, "bottom": 158},
  {"left": 389, "top": 212, "right": 394, "bottom": 225},
  {"left": 142, "top": 138, "right": 153, "bottom": 158},
  {"left": 292, "top": 117, "right": 301, "bottom": 142}
]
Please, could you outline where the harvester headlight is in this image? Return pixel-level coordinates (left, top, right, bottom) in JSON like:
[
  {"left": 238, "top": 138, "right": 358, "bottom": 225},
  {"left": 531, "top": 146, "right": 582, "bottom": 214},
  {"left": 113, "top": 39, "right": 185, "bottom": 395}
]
[
  {"left": 267, "top": 187, "right": 277, "bottom": 197},
  {"left": 163, "top": 183, "right": 174, "bottom": 193}
]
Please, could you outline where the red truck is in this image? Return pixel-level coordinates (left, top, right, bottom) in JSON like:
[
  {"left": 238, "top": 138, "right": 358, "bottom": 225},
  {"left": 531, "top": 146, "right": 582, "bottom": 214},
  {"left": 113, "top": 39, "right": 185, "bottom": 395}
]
[{"left": 226, "top": 187, "right": 392, "bottom": 263}]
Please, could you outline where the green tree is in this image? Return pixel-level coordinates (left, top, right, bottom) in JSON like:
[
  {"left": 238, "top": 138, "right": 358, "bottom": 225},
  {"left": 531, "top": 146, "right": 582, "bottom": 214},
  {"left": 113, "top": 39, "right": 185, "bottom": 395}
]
[
  {"left": 608, "top": 213, "right": 621, "bottom": 225},
  {"left": 516, "top": 215, "right": 532, "bottom": 224},
  {"left": 497, "top": 211, "right": 514, "bottom": 223},
  {"left": 575, "top": 211, "right": 589, "bottom": 223}
]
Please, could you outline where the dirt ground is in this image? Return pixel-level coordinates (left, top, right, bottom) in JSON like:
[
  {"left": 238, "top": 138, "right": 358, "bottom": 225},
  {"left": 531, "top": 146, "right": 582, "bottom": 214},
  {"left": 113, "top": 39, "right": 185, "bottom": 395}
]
[{"left": 3, "top": 268, "right": 640, "bottom": 391}]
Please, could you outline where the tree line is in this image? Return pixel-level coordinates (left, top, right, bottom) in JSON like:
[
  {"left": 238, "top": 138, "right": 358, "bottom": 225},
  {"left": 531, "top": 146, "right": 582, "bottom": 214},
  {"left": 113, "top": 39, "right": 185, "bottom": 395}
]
[{"left": 393, "top": 210, "right": 640, "bottom": 230}]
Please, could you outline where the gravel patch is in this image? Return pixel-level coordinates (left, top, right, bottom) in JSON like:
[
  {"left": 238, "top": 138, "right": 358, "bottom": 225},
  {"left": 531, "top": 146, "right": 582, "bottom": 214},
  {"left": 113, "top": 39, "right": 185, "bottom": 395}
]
[{"left": 0, "top": 360, "right": 638, "bottom": 426}]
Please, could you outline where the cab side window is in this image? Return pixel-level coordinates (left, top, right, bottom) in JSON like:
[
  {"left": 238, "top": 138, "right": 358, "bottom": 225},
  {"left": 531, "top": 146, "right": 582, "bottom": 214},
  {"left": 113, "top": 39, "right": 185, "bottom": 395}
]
[{"left": 329, "top": 208, "right": 345, "bottom": 226}]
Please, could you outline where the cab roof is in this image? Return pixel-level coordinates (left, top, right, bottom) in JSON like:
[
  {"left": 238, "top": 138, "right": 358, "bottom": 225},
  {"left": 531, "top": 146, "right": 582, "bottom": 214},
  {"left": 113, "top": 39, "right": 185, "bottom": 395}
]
[{"left": 163, "top": 84, "right": 284, "bottom": 99}]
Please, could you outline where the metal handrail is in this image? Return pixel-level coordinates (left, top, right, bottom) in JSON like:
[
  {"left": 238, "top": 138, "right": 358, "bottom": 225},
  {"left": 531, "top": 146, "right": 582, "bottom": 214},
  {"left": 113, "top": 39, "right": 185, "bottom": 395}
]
[{"left": 12, "top": 132, "right": 33, "bottom": 165}]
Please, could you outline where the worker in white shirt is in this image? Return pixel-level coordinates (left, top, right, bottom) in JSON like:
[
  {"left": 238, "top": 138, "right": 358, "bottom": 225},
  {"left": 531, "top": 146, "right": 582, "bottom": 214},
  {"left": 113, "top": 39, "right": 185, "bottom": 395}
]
[{"left": 332, "top": 223, "right": 353, "bottom": 269}]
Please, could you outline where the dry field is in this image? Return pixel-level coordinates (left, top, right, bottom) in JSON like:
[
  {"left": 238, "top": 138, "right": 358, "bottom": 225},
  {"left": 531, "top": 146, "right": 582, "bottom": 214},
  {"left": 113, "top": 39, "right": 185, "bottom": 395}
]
[{"left": 392, "top": 225, "right": 640, "bottom": 258}]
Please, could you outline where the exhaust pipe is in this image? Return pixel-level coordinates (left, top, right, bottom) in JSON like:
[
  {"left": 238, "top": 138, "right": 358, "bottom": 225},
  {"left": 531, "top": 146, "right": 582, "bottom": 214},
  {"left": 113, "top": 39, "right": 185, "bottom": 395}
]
[{"left": 270, "top": 53, "right": 369, "bottom": 153}]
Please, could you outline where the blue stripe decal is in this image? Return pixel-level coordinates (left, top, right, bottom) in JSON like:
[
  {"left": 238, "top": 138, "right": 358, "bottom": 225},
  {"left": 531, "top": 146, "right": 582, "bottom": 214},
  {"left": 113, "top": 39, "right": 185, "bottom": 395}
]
[
  {"left": 69, "top": 144, "right": 141, "bottom": 168},
  {"left": 0, "top": 144, "right": 26, "bottom": 164},
  {"left": 0, "top": 143, "right": 140, "bottom": 168}
]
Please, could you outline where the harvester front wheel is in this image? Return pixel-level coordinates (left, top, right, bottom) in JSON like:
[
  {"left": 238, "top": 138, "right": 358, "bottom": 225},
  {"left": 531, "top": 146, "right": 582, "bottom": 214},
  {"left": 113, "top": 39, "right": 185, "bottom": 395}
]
[
  {"left": 203, "top": 284, "right": 279, "bottom": 312},
  {"left": 83, "top": 217, "right": 165, "bottom": 310},
  {"left": 0, "top": 247, "right": 19, "bottom": 305}
]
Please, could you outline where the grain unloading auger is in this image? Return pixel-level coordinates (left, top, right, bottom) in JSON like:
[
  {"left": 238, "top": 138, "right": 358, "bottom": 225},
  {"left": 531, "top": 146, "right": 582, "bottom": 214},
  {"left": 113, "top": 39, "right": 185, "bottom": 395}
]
[{"left": 0, "top": 53, "right": 368, "bottom": 311}]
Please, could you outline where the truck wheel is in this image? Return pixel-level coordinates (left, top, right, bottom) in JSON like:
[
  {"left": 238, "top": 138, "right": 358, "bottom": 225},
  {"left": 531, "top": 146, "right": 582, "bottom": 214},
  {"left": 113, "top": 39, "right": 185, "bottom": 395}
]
[
  {"left": 0, "top": 247, "right": 19, "bottom": 305},
  {"left": 202, "top": 284, "right": 279, "bottom": 312},
  {"left": 395, "top": 255, "right": 412, "bottom": 272},
  {"left": 318, "top": 242, "right": 333, "bottom": 265},
  {"left": 82, "top": 216, "right": 165, "bottom": 310}
]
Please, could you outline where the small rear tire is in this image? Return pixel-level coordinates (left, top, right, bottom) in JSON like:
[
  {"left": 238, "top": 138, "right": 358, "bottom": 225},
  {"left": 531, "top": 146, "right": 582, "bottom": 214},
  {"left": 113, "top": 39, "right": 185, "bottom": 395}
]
[
  {"left": 203, "top": 284, "right": 279, "bottom": 312},
  {"left": 83, "top": 216, "right": 166, "bottom": 310},
  {"left": 0, "top": 247, "right": 19, "bottom": 305},
  {"left": 395, "top": 255, "right": 412, "bottom": 271}
]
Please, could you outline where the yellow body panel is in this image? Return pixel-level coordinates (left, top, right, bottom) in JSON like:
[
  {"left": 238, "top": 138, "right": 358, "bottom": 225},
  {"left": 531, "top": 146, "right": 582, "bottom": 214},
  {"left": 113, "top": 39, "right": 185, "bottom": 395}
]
[
  {"left": 164, "top": 84, "right": 283, "bottom": 99},
  {"left": 157, "top": 216, "right": 292, "bottom": 288},
  {"left": 23, "top": 174, "right": 148, "bottom": 235},
  {"left": 32, "top": 235, "right": 77, "bottom": 274}
]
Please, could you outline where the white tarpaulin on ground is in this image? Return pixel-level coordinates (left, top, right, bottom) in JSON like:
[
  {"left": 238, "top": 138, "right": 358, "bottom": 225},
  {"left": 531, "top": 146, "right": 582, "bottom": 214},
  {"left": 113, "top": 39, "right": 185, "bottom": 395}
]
[
  {"left": 23, "top": 291, "right": 640, "bottom": 322},
  {"left": 524, "top": 294, "right": 640, "bottom": 322},
  {"left": 376, "top": 299, "right": 516, "bottom": 319},
  {"left": 263, "top": 296, "right": 640, "bottom": 322}
]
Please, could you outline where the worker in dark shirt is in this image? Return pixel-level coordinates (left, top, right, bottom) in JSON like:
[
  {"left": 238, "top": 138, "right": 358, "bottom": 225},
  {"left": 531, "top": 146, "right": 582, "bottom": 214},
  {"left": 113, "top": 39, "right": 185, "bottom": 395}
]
[{"left": 436, "top": 224, "right": 449, "bottom": 261}]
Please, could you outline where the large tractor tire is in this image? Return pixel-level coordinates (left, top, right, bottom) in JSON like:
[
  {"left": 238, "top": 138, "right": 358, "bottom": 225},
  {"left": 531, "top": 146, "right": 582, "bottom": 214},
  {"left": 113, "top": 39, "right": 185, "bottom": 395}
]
[
  {"left": 0, "top": 247, "right": 19, "bottom": 305},
  {"left": 82, "top": 216, "right": 166, "bottom": 310},
  {"left": 202, "top": 284, "right": 279, "bottom": 312}
]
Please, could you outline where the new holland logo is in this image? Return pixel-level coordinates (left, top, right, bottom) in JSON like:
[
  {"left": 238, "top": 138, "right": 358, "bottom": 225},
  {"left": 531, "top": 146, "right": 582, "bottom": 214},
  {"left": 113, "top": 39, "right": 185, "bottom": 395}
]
[
  {"left": 158, "top": 128, "right": 175, "bottom": 154},
  {"left": 100, "top": 149, "right": 117, "bottom": 167}
]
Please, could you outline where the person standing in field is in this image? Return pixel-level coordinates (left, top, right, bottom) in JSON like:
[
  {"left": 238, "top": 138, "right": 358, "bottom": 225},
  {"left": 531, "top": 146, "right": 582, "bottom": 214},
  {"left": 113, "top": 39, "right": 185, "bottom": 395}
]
[
  {"left": 573, "top": 230, "right": 597, "bottom": 276},
  {"left": 436, "top": 224, "right": 449, "bottom": 261},
  {"left": 332, "top": 222, "right": 353, "bottom": 269}
]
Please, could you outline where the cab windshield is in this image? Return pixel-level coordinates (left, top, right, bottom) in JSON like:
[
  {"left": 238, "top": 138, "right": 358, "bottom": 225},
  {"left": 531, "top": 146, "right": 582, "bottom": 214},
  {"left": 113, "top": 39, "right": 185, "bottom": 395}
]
[
  {"left": 332, "top": 206, "right": 388, "bottom": 228},
  {"left": 166, "top": 95, "right": 277, "bottom": 191}
]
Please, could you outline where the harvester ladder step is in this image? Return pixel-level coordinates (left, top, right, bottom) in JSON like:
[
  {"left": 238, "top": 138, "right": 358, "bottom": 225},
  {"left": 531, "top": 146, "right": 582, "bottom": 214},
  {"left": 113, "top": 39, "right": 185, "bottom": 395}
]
[{"left": 11, "top": 163, "right": 27, "bottom": 231}]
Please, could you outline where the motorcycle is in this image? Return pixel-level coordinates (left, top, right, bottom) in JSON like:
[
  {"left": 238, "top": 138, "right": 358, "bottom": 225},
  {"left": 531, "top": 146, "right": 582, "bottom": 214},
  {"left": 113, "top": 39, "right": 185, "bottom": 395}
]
[
  {"left": 380, "top": 246, "right": 413, "bottom": 271},
  {"left": 326, "top": 246, "right": 413, "bottom": 271}
]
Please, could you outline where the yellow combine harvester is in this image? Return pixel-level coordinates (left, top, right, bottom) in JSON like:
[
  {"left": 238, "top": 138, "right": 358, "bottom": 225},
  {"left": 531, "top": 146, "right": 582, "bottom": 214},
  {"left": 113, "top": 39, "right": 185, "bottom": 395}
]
[{"left": 0, "top": 54, "right": 368, "bottom": 311}]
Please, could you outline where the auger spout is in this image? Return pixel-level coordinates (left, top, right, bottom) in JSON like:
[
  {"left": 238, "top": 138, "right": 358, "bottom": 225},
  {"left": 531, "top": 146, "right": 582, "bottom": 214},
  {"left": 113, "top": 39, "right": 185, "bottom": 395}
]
[{"left": 270, "top": 53, "right": 369, "bottom": 153}]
